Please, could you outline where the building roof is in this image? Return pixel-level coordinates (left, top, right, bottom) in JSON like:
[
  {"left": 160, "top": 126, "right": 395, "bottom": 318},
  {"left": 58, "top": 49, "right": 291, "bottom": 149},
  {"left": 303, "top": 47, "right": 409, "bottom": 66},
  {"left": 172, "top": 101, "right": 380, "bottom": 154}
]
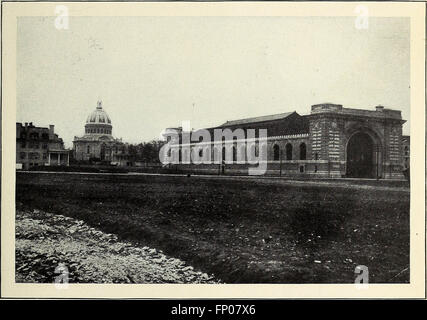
[
  {"left": 220, "top": 112, "right": 294, "bottom": 127},
  {"left": 195, "top": 111, "right": 309, "bottom": 137},
  {"left": 74, "top": 135, "right": 117, "bottom": 142},
  {"left": 86, "top": 101, "right": 112, "bottom": 125}
]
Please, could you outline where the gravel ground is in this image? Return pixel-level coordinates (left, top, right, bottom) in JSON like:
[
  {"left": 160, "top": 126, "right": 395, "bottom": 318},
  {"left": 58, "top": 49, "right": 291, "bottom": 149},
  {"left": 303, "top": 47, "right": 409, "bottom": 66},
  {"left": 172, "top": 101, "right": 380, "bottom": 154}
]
[{"left": 16, "top": 208, "right": 220, "bottom": 284}]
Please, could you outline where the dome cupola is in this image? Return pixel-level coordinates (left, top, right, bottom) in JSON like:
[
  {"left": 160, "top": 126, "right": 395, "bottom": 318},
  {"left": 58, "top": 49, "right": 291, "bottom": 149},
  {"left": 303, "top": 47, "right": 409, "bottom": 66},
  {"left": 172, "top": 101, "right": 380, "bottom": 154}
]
[
  {"left": 86, "top": 101, "right": 112, "bottom": 125},
  {"left": 84, "top": 101, "right": 113, "bottom": 136}
]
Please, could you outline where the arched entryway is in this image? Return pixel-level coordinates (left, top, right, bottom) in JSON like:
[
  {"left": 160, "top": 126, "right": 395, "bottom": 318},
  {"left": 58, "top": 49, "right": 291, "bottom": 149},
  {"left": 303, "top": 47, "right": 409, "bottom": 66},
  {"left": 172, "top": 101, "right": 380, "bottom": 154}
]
[{"left": 346, "top": 132, "right": 375, "bottom": 178}]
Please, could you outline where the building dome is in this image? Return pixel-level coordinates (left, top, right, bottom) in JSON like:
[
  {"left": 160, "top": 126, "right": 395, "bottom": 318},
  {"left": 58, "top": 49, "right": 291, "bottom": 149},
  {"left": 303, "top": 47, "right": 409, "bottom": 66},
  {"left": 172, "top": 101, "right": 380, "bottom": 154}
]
[
  {"left": 86, "top": 101, "right": 112, "bottom": 125},
  {"left": 84, "top": 101, "right": 113, "bottom": 136}
]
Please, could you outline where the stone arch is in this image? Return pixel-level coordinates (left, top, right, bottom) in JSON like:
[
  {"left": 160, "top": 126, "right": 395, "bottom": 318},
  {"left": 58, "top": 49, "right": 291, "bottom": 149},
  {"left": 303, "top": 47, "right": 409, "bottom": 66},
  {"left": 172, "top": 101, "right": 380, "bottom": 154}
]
[{"left": 345, "top": 127, "right": 383, "bottom": 178}]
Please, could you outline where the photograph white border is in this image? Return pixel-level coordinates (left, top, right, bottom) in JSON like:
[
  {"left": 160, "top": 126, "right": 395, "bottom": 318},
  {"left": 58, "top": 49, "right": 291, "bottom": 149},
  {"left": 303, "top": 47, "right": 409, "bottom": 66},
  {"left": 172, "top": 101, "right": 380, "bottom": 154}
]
[{"left": 1, "top": 1, "right": 425, "bottom": 299}]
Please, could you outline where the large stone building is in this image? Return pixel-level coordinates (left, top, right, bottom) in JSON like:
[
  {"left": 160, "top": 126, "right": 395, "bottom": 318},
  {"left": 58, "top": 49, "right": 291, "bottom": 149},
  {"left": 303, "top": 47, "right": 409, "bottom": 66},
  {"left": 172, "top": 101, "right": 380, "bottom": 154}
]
[
  {"left": 73, "top": 101, "right": 131, "bottom": 165},
  {"left": 166, "top": 103, "right": 408, "bottom": 179},
  {"left": 16, "top": 122, "right": 69, "bottom": 170}
]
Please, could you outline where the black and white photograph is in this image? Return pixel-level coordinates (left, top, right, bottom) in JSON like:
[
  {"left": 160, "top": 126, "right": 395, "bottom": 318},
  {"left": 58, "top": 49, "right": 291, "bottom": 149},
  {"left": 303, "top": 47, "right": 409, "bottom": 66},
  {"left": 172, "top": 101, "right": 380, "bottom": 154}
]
[{"left": 1, "top": 2, "right": 425, "bottom": 299}]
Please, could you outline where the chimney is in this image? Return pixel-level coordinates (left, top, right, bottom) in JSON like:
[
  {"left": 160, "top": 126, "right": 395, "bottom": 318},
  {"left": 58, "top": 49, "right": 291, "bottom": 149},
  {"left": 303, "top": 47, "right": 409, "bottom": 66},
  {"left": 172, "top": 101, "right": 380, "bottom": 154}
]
[
  {"left": 49, "top": 125, "right": 55, "bottom": 140},
  {"left": 376, "top": 105, "right": 384, "bottom": 112}
]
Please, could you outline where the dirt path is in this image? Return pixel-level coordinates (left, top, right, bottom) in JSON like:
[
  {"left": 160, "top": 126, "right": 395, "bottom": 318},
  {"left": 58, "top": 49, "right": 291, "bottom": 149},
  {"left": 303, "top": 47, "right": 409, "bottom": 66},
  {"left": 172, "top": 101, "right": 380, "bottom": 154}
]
[{"left": 16, "top": 208, "right": 220, "bottom": 284}]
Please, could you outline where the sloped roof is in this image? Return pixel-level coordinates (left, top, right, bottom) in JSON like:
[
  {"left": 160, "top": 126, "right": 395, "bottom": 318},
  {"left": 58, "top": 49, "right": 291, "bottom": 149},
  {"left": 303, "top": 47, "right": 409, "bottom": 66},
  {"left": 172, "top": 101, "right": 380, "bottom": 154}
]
[{"left": 220, "top": 112, "right": 294, "bottom": 127}]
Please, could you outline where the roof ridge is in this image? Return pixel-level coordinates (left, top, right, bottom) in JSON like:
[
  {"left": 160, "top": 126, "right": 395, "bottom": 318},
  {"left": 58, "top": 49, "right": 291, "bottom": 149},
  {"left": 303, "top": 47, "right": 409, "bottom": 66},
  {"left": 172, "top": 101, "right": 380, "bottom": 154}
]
[{"left": 221, "top": 111, "right": 295, "bottom": 126}]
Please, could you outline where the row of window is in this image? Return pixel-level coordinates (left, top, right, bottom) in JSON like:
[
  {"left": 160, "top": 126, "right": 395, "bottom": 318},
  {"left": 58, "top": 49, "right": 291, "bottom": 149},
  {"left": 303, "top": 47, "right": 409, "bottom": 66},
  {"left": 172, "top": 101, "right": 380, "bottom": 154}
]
[
  {"left": 172, "top": 143, "right": 309, "bottom": 162},
  {"left": 20, "top": 142, "right": 48, "bottom": 149},
  {"left": 20, "top": 133, "right": 50, "bottom": 140},
  {"left": 20, "top": 152, "right": 47, "bottom": 160},
  {"left": 86, "top": 127, "right": 111, "bottom": 134},
  {"left": 85, "top": 145, "right": 125, "bottom": 154},
  {"left": 273, "top": 143, "right": 306, "bottom": 161}
]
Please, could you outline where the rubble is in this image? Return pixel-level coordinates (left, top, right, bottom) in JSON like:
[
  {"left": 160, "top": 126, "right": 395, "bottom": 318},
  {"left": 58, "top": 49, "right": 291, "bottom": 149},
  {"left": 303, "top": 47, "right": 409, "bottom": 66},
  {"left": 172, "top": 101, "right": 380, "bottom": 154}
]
[{"left": 15, "top": 209, "right": 220, "bottom": 284}]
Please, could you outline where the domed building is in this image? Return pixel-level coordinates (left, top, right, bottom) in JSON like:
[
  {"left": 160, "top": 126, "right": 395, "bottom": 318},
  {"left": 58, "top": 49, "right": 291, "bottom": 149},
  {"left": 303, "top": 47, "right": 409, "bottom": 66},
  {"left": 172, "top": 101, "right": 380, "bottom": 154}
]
[
  {"left": 73, "top": 101, "right": 130, "bottom": 164},
  {"left": 85, "top": 101, "right": 113, "bottom": 136}
]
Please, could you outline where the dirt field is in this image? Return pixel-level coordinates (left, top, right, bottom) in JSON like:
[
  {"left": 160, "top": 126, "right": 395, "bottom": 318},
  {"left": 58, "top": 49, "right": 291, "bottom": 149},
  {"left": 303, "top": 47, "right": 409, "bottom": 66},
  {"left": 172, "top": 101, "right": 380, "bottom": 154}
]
[{"left": 15, "top": 172, "right": 410, "bottom": 283}]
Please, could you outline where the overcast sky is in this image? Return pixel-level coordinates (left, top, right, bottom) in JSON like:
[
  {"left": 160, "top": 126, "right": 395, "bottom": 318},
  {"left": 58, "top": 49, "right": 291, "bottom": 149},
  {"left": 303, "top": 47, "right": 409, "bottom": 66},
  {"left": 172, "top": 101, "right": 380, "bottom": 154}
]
[{"left": 17, "top": 16, "right": 410, "bottom": 148}]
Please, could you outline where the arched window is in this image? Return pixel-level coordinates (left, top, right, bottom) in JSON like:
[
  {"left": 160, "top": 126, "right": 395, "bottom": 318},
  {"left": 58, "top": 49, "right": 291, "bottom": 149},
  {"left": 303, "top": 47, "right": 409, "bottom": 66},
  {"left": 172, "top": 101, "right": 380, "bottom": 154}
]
[
  {"left": 286, "top": 143, "right": 293, "bottom": 160},
  {"left": 273, "top": 144, "right": 280, "bottom": 161},
  {"left": 232, "top": 146, "right": 237, "bottom": 162},
  {"left": 87, "top": 145, "right": 90, "bottom": 154},
  {"left": 199, "top": 148, "right": 203, "bottom": 158},
  {"left": 314, "top": 152, "right": 319, "bottom": 160},
  {"left": 300, "top": 143, "right": 307, "bottom": 160}
]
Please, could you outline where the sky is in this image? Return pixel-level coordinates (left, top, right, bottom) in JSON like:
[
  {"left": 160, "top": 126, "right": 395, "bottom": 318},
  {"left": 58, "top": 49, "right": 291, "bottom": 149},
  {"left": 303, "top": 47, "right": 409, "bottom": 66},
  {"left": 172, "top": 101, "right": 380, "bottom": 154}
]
[{"left": 17, "top": 16, "right": 410, "bottom": 148}]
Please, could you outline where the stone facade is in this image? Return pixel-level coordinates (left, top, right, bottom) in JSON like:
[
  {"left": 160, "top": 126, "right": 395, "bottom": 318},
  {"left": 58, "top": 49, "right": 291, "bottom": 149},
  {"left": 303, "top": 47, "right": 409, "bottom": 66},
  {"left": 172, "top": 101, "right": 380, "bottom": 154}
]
[
  {"left": 166, "top": 103, "right": 408, "bottom": 179},
  {"left": 16, "top": 122, "right": 69, "bottom": 170}
]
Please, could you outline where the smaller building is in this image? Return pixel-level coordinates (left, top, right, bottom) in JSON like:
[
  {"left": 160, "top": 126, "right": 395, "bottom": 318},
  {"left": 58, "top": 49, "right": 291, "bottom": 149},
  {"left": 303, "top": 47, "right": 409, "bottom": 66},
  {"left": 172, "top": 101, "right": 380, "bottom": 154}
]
[{"left": 16, "top": 122, "right": 70, "bottom": 170}]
